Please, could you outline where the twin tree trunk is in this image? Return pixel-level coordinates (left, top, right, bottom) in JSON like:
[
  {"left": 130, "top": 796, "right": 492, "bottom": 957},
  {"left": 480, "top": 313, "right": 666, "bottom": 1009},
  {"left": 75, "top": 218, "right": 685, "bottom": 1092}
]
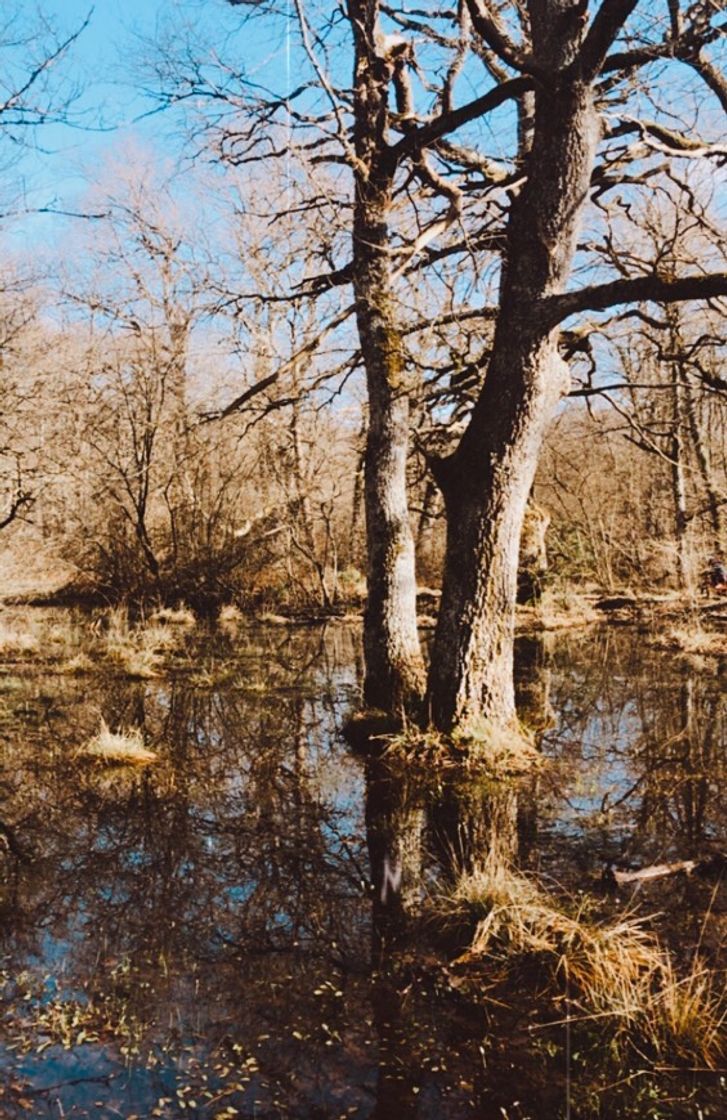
[
  {"left": 352, "top": 7, "right": 600, "bottom": 740},
  {"left": 429, "top": 338, "right": 568, "bottom": 734}
]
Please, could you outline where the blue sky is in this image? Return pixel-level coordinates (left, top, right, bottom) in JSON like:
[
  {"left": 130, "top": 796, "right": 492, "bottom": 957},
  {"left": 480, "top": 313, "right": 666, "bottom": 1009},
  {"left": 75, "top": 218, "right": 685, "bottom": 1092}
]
[
  {"left": 3, "top": 0, "right": 271, "bottom": 223},
  {"left": 11, "top": 2, "right": 724, "bottom": 218},
  {"left": 0, "top": 3, "right": 147, "bottom": 233},
  {"left": 4, "top": 3, "right": 724, "bottom": 260}
]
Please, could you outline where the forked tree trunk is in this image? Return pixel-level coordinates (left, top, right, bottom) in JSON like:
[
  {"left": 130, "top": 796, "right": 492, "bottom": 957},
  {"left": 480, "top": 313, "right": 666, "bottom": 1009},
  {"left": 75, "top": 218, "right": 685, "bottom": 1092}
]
[{"left": 428, "top": 68, "right": 599, "bottom": 738}]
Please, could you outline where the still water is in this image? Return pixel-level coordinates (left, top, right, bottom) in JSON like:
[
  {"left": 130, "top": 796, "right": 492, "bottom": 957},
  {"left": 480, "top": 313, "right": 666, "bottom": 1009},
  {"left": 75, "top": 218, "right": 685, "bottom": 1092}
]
[{"left": 0, "top": 620, "right": 724, "bottom": 1118}]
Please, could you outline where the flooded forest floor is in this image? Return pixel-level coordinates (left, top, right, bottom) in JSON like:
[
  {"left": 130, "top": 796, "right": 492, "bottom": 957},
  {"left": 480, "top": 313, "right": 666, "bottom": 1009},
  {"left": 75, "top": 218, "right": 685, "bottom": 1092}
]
[{"left": 0, "top": 605, "right": 725, "bottom": 1119}]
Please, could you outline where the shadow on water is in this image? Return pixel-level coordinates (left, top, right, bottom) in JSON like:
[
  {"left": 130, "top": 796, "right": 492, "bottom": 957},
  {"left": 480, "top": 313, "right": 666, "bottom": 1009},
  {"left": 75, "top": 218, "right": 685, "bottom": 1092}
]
[{"left": 0, "top": 618, "right": 724, "bottom": 1117}]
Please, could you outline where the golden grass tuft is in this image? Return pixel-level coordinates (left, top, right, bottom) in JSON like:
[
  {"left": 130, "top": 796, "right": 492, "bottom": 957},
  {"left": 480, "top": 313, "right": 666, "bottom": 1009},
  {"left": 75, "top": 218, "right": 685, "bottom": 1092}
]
[
  {"left": 650, "top": 956, "right": 726, "bottom": 1064},
  {"left": 219, "top": 603, "right": 243, "bottom": 625},
  {"left": 652, "top": 625, "right": 727, "bottom": 657},
  {"left": 440, "top": 858, "right": 725, "bottom": 1067},
  {"left": 102, "top": 608, "right": 181, "bottom": 678},
  {"left": 0, "top": 617, "right": 40, "bottom": 657},
  {"left": 59, "top": 652, "right": 95, "bottom": 675},
  {"left": 80, "top": 719, "right": 158, "bottom": 765},
  {"left": 149, "top": 604, "right": 196, "bottom": 627},
  {"left": 456, "top": 718, "right": 542, "bottom": 774},
  {"left": 381, "top": 719, "right": 541, "bottom": 777}
]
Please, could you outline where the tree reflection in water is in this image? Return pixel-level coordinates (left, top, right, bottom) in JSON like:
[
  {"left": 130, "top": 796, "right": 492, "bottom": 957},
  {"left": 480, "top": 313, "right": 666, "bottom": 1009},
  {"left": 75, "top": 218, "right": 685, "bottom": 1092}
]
[{"left": 0, "top": 621, "right": 723, "bottom": 1117}]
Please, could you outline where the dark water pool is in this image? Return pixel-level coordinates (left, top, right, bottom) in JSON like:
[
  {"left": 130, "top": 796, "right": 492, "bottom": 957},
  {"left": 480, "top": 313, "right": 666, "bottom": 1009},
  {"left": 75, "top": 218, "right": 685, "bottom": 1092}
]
[{"left": 0, "top": 619, "right": 724, "bottom": 1118}]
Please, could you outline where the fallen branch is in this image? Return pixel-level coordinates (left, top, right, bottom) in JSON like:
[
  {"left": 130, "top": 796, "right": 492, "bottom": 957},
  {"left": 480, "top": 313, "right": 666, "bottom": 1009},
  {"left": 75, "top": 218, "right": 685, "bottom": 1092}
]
[{"left": 603, "top": 853, "right": 726, "bottom": 890}]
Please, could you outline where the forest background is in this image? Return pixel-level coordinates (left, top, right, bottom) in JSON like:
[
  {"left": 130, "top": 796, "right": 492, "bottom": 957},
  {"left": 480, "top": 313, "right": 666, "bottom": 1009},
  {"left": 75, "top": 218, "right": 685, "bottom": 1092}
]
[{"left": 0, "top": 0, "right": 724, "bottom": 623}]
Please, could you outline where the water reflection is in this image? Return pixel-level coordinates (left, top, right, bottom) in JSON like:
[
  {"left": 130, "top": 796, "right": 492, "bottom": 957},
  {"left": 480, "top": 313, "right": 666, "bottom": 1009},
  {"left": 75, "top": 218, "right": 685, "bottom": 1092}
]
[
  {"left": 537, "top": 628, "right": 726, "bottom": 870},
  {"left": 0, "top": 619, "right": 724, "bottom": 1117},
  {"left": 364, "top": 756, "right": 422, "bottom": 1118}
]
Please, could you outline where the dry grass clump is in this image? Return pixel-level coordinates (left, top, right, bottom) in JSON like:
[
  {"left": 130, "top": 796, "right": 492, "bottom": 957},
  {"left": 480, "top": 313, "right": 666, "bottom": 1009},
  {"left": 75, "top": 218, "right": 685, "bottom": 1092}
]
[
  {"left": 219, "top": 603, "right": 243, "bottom": 625},
  {"left": 652, "top": 625, "right": 727, "bottom": 657},
  {"left": 59, "top": 652, "right": 95, "bottom": 675},
  {"left": 80, "top": 719, "right": 158, "bottom": 765},
  {"left": 458, "top": 718, "right": 542, "bottom": 774},
  {"left": 102, "top": 608, "right": 181, "bottom": 678},
  {"left": 149, "top": 604, "right": 196, "bottom": 626},
  {"left": 650, "top": 957, "right": 725, "bottom": 1064},
  {"left": 441, "top": 859, "right": 725, "bottom": 1066},
  {"left": 0, "top": 617, "right": 40, "bottom": 657},
  {"left": 382, "top": 719, "right": 541, "bottom": 777}
]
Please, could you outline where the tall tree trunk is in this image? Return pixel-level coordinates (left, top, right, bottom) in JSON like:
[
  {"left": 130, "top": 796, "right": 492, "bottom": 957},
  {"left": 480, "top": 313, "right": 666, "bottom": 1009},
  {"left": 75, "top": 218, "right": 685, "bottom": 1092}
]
[
  {"left": 361, "top": 340, "right": 423, "bottom": 710},
  {"left": 351, "top": 2, "right": 424, "bottom": 714},
  {"left": 670, "top": 374, "right": 689, "bottom": 590},
  {"left": 428, "top": 70, "right": 598, "bottom": 738},
  {"left": 683, "top": 370, "right": 724, "bottom": 552}
]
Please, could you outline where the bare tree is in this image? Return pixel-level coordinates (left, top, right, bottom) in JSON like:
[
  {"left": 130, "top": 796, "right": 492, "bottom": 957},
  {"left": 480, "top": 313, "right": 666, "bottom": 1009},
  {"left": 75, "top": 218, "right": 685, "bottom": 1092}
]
[
  {"left": 0, "top": 7, "right": 89, "bottom": 536},
  {"left": 558, "top": 178, "right": 727, "bottom": 589},
  {"left": 0, "top": 270, "right": 40, "bottom": 531},
  {"left": 0, "top": 6, "right": 90, "bottom": 210},
  {"left": 153, "top": 1, "right": 727, "bottom": 740}
]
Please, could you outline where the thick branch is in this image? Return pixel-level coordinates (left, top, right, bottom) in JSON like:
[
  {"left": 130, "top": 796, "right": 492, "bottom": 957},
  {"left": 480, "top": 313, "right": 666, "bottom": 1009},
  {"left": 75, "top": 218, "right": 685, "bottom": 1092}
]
[
  {"left": 465, "top": 0, "right": 535, "bottom": 73},
  {"left": 389, "top": 76, "right": 532, "bottom": 162},
  {"left": 688, "top": 51, "right": 727, "bottom": 115},
  {"left": 580, "top": 0, "right": 641, "bottom": 79},
  {"left": 218, "top": 370, "right": 280, "bottom": 418},
  {"left": 610, "top": 116, "right": 718, "bottom": 151},
  {"left": 544, "top": 272, "right": 727, "bottom": 325}
]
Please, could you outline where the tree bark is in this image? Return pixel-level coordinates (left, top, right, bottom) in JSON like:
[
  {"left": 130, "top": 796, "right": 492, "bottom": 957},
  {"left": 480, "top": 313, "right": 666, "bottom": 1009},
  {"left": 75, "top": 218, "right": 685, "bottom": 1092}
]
[
  {"left": 351, "top": 2, "right": 425, "bottom": 714},
  {"left": 670, "top": 372, "right": 689, "bottom": 590},
  {"left": 428, "top": 67, "right": 599, "bottom": 737},
  {"left": 518, "top": 501, "right": 550, "bottom": 605}
]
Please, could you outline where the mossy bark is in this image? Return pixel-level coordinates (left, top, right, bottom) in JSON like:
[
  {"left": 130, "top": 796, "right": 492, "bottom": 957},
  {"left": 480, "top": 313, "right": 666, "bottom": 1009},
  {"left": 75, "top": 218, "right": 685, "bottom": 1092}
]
[{"left": 350, "top": 1, "right": 425, "bottom": 717}]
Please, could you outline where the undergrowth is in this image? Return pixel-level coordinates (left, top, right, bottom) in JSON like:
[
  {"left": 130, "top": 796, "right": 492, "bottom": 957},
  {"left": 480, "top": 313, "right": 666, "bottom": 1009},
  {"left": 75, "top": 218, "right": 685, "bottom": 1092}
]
[{"left": 435, "top": 857, "right": 725, "bottom": 1068}]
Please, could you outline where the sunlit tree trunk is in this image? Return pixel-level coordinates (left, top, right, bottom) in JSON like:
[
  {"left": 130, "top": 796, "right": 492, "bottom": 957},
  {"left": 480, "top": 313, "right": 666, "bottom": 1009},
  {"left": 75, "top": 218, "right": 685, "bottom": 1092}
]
[
  {"left": 351, "top": 2, "right": 425, "bottom": 714},
  {"left": 428, "top": 68, "right": 598, "bottom": 737},
  {"left": 670, "top": 371, "right": 690, "bottom": 589}
]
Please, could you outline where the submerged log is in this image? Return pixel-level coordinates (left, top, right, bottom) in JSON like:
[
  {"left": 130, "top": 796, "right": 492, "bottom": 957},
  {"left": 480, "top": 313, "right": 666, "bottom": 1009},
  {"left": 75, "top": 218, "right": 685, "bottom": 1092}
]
[
  {"left": 602, "top": 853, "right": 726, "bottom": 890},
  {"left": 594, "top": 596, "right": 639, "bottom": 612}
]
